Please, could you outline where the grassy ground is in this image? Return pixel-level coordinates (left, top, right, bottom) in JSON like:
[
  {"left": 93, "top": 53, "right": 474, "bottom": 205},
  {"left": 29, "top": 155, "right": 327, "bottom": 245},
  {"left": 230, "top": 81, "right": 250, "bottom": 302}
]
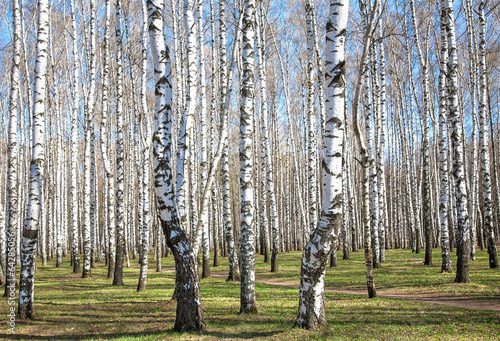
[{"left": 1, "top": 248, "right": 499, "bottom": 340}]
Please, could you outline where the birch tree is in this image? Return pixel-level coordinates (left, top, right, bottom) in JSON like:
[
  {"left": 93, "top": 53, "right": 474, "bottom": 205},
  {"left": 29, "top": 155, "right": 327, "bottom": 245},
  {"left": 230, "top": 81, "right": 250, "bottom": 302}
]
[
  {"left": 148, "top": 0, "right": 205, "bottom": 331},
  {"left": 69, "top": 0, "right": 80, "bottom": 274},
  {"left": 478, "top": 0, "right": 499, "bottom": 269},
  {"left": 409, "top": 0, "right": 432, "bottom": 265},
  {"left": 220, "top": 0, "right": 240, "bottom": 282},
  {"left": 18, "top": 0, "right": 49, "bottom": 319},
  {"left": 137, "top": 0, "right": 152, "bottom": 291},
  {"left": 239, "top": 0, "right": 257, "bottom": 314},
  {"left": 113, "top": 0, "right": 126, "bottom": 286},
  {"left": 438, "top": 1, "right": 451, "bottom": 273},
  {"left": 295, "top": 0, "right": 348, "bottom": 330},
  {"left": 256, "top": 6, "right": 279, "bottom": 272},
  {"left": 82, "top": 0, "right": 97, "bottom": 279},
  {"left": 4, "top": 0, "right": 21, "bottom": 298},
  {"left": 305, "top": 0, "right": 318, "bottom": 237},
  {"left": 352, "top": 0, "right": 378, "bottom": 299},
  {"left": 440, "top": 0, "right": 470, "bottom": 283},
  {"left": 100, "top": 0, "right": 116, "bottom": 280}
]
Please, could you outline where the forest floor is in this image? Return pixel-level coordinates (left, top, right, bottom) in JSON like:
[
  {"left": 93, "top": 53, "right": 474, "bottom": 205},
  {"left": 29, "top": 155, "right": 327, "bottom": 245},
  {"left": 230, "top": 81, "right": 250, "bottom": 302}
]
[{"left": 1, "top": 248, "right": 499, "bottom": 340}]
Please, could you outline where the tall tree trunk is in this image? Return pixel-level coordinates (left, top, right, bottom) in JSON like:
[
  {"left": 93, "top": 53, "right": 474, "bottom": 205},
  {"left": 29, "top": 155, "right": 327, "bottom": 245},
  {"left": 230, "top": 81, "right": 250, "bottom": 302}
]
[
  {"left": 438, "top": 6, "right": 452, "bottom": 273},
  {"left": 295, "top": 0, "right": 348, "bottom": 330},
  {"left": 100, "top": 0, "right": 116, "bottom": 280},
  {"left": 69, "top": 0, "right": 80, "bottom": 274},
  {"left": 376, "top": 13, "right": 388, "bottom": 263},
  {"left": 198, "top": 0, "right": 210, "bottom": 279},
  {"left": 4, "top": 0, "right": 21, "bottom": 297},
  {"left": 352, "top": 0, "right": 378, "bottom": 299},
  {"left": 256, "top": 7, "right": 278, "bottom": 270},
  {"left": 113, "top": 0, "right": 125, "bottom": 285},
  {"left": 148, "top": 0, "right": 205, "bottom": 331},
  {"left": 18, "top": 0, "right": 49, "bottom": 319},
  {"left": 176, "top": 0, "right": 197, "bottom": 237},
  {"left": 409, "top": 0, "right": 432, "bottom": 266},
  {"left": 239, "top": 0, "right": 257, "bottom": 315},
  {"left": 138, "top": 0, "right": 152, "bottom": 291},
  {"left": 219, "top": 0, "right": 240, "bottom": 282},
  {"left": 82, "top": 0, "right": 97, "bottom": 279},
  {"left": 478, "top": 1, "right": 499, "bottom": 269},
  {"left": 305, "top": 0, "right": 318, "bottom": 237},
  {"left": 440, "top": 0, "right": 471, "bottom": 283}
]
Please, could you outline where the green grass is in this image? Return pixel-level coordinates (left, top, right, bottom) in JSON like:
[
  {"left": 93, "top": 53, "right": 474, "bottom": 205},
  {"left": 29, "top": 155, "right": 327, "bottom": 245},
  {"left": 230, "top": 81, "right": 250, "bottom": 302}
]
[{"left": 1, "top": 248, "right": 499, "bottom": 340}]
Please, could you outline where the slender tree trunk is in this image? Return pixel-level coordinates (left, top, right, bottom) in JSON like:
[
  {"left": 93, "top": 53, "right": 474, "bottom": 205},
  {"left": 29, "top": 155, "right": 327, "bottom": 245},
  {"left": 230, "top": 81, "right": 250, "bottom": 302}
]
[
  {"left": 69, "top": 0, "right": 80, "bottom": 273},
  {"left": 100, "top": 0, "right": 116, "bottom": 280},
  {"left": 377, "top": 14, "right": 387, "bottom": 263},
  {"left": 4, "top": 0, "right": 21, "bottom": 297},
  {"left": 239, "top": 0, "right": 257, "bottom": 314},
  {"left": 305, "top": 0, "right": 318, "bottom": 237},
  {"left": 440, "top": 0, "right": 471, "bottom": 283},
  {"left": 18, "top": 0, "right": 49, "bottom": 319},
  {"left": 113, "top": 0, "right": 125, "bottom": 285},
  {"left": 352, "top": 0, "right": 378, "bottom": 299},
  {"left": 256, "top": 7, "right": 278, "bottom": 270},
  {"left": 82, "top": 0, "right": 97, "bottom": 279},
  {"left": 219, "top": 0, "right": 240, "bottom": 282},
  {"left": 148, "top": 0, "right": 205, "bottom": 331},
  {"left": 409, "top": 0, "right": 432, "bottom": 266},
  {"left": 138, "top": 0, "right": 152, "bottom": 291},
  {"left": 438, "top": 7, "right": 452, "bottom": 273},
  {"left": 197, "top": 0, "right": 210, "bottom": 279},
  {"left": 478, "top": 1, "right": 499, "bottom": 268},
  {"left": 295, "top": 0, "right": 348, "bottom": 330}
]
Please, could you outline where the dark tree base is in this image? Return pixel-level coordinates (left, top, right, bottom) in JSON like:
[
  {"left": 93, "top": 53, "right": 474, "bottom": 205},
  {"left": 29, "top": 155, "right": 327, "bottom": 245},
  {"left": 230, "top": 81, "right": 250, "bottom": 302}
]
[{"left": 271, "top": 251, "right": 278, "bottom": 272}]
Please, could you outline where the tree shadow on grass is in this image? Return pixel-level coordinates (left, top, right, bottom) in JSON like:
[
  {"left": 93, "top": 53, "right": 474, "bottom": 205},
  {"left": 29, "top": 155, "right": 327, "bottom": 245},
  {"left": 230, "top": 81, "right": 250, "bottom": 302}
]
[{"left": 4, "top": 330, "right": 193, "bottom": 340}]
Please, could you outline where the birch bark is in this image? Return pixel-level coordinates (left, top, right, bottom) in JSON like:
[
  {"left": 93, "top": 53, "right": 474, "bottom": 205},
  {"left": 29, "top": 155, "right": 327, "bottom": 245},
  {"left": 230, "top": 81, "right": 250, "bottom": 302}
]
[
  {"left": 113, "top": 0, "right": 125, "bottom": 285},
  {"left": 220, "top": 0, "right": 240, "bottom": 282},
  {"left": 478, "top": 1, "right": 499, "bottom": 269},
  {"left": 5, "top": 0, "right": 21, "bottom": 297},
  {"left": 295, "top": 0, "right": 348, "bottom": 330},
  {"left": 239, "top": 0, "right": 257, "bottom": 314},
  {"left": 148, "top": 0, "right": 205, "bottom": 331},
  {"left": 18, "top": 0, "right": 49, "bottom": 319},
  {"left": 438, "top": 5, "right": 451, "bottom": 272},
  {"left": 138, "top": 0, "right": 152, "bottom": 291},
  {"left": 69, "top": 0, "right": 80, "bottom": 274},
  {"left": 440, "top": 0, "right": 471, "bottom": 283}
]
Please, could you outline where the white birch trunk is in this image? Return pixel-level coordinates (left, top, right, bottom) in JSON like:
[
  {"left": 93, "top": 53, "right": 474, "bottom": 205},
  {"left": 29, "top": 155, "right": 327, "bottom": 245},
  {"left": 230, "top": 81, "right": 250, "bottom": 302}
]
[
  {"left": 295, "top": 0, "right": 348, "bottom": 329},
  {"left": 438, "top": 6, "right": 451, "bottom": 272},
  {"left": 18, "top": 0, "right": 49, "bottom": 319},
  {"left": 220, "top": 0, "right": 240, "bottom": 282},
  {"left": 113, "top": 0, "right": 125, "bottom": 285},
  {"left": 409, "top": 0, "right": 432, "bottom": 265},
  {"left": 197, "top": 0, "right": 210, "bottom": 279},
  {"left": 82, "top": 0, "right": 97, "bottom": 278},
  {"left": 351, "top": 0, "right": 378, "bottom": 299},
  {"left": 99, "top": 0, "right": 116, "bottom": 279},
  {"left": 305, "top": 0, "right": 318, "bottom": 237},
  {"left": 256, "top": 8, "right": 279, "bottom": 271},
  {"left": 138, "top": 0, "right": 152, "bottom": 291},
  {"left": 176, "top": 0, "right": 197, "bottom": 235},
  {"left": 5, "top": 0, "right": 21, "bottom": 297},
  {"left": 376, "top": 14, "right": 387, "bottom": 263},
  {"left": 239, "top": 0, "right": 257, "bottom": 314},
  {"left": 478, "top": 1, "right": 499, "bottom": 268},
  {"left": 441, "top": 0, "right": 471, "bottom": 283},
  {"left": 148, "top": 0, "right": 205, "bottom": 331}
]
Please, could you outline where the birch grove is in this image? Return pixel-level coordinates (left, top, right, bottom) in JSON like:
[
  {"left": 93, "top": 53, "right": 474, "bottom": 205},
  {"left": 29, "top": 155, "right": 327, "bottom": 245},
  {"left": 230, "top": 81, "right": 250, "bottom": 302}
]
[{"left": 0, "top": 0, "right": 499, "bottom": 331}]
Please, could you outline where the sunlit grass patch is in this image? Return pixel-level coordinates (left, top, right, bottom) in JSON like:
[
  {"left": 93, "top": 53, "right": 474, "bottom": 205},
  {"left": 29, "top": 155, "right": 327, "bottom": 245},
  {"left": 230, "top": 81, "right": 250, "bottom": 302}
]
[{"left": 0, "top": 248, "right": 498, "bottom": 340}]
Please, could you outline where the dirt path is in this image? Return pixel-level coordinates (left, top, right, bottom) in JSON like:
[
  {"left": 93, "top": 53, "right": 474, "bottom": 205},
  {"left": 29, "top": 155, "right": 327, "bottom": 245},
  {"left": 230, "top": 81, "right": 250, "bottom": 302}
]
[{"left": 210, "top": 271, "right": 500, "bottom": 312}]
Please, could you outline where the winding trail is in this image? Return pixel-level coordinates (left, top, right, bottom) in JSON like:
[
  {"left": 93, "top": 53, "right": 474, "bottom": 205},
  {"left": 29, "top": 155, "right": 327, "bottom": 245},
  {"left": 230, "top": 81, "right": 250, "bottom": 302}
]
[{"left": 210, "top": 271, "right": 500, "bottom": 312}]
